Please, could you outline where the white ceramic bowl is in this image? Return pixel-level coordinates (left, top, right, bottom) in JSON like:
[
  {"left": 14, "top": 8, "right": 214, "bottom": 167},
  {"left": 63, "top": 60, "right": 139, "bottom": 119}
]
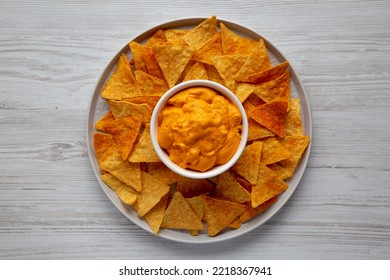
[{"left": 150, "top": 80, "right": 249, "bottom": 179}]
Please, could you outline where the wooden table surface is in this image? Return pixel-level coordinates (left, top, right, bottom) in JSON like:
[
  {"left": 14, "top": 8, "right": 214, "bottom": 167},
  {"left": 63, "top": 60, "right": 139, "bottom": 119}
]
[{"left": 0, "top": 0, "right": 389, "bottom": 260}]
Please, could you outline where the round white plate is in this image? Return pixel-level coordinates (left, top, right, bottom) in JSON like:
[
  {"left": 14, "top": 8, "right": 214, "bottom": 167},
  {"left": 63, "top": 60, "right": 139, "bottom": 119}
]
[{"left": 86, "top": 18, "right": 312, "bottom": 244}]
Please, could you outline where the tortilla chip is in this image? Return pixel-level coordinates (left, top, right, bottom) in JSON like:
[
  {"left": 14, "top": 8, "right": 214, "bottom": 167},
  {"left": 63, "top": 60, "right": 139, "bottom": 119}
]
[
  {"left": 251, "top": 165, "right": 288, "bottom": 207},
  {"left": 108, "top": 99, "right": 152, "bottom": 124},
  {"left": 235, "top": 39, "right": 272, "bottom": 82},
  {"left": 122, "top": 95, "right": 160, "bottom": 109},
  {"left": 261, "top": 137, "right": 291, "bottom": 165},
  {"left": 278, "top": 135, "right": 311, "bottom": 178},
  {"left": 240, "top": 196, "right": 278, "bottom": 223},
  {"left": 248, "top": 119, "right": 275, "bottom": 141},
  {"left": 203, "top": 196, "right": 246, "bottom": 237},
  {"left": 129, "top": 41, "right": 147, "bottom": 72},
  {"left": 182, "top": 61, "right": 208, "bottom": 82},
  {"left": 145, "top": 29, "right": 168, "bottom": 47},
  {"left": 95, "top": 111, "right": 115, "bottom": 131},
  {"left": 212, "top": 54, "right": 247, "bottom": 92},
  {"left": 101, "top": 53, "right": 141, "bottom": 100},
  {"left": 183, "top": 16, "right": 218, "bottom": 50},
  {"left": 286, "top": 98, "right": 304, "bottom": 136},
  {"left": 228, "top": 218, "right": 241, "bottom": 229},
  {"left": 93, "top": 132, "right": 116, "bottom": 168},
  {"left": 161, "top": 192, "right": 204, "bottom": 230},
  {"left": 186, "top": 195, "right": 206, "bottom": 220},
  {"left": 153, "top": 45, "right": 195, "bottom": 88},
  {"left": 246, "top": 61, "right": 289, "bottom": 84},
  {"left": 215, "top": 171, "right": 251, "bottom": 203},
  {"left": 204, "top": 64, "right": 225, "bottom": 86},
  {"left": 144, "top": 194, "right": 169, "bottom": 235},
  {"left": 129, "top": 125, "right": 160, "bottom": 162},
  {"left": 134, "top": 70, "right": 168, "bottom": 97},
  {"left": 96, "top": 115, "right": 142, "bottom": 160},
  {"left": 232, "top": 141, "right": 263, "bottom": 185},
  {"left": 235, "top": 83, "right": 256, "bottom": 103},
  {"left": 101, "top": 173, "right": 138, "bottom": 205},
  {"left": 251, "top": 71, "right": 291, "bottom": 103},
  {"left": 220, "top": 23, "right": 257, "bottom": 55},
  {"left": 192, "top": 32, "right": 222, "bottom": 65},
  {"left": 248, "top": 100, "right": 288, "bottom": 137},
  {"left": 267, "top": 163, "right": 291, "bottom": 181},
  {"left": 147, "top": 162, "right": 180, "bottom": 185},
  {"left": 137, "top": 171, "right": 170, "bottom": 217},
  {"left": 141, "top": 46, "right": 165, "bottom": 80},
  {"left": 164, "top": 29, "right": 189, "bottom": 46},
  {"left": 176, "top": 177, "right": 214, "bottom": 198}
]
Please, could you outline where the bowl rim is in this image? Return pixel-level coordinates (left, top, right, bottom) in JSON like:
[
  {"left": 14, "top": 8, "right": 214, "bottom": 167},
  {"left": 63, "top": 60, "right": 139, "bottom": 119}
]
[{"left": 150, "top": 79, "right": 249, "bottom": 179}]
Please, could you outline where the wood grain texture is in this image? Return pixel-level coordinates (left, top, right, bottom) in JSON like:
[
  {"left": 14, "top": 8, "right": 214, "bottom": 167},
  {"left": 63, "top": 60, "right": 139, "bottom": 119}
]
[{"left": 0, "top": 0, "right": 389, "bottom": 259}]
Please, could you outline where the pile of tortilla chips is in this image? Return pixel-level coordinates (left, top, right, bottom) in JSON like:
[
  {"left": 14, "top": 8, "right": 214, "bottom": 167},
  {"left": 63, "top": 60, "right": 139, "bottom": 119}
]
[{"left": 93, "top": 16, "right": 310, "bottom": 237}]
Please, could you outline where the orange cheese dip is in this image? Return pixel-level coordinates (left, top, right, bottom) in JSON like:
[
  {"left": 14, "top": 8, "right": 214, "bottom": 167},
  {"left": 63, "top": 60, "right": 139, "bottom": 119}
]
[{"left": 158, "top": 87, "right": 242, "bottom": 172}]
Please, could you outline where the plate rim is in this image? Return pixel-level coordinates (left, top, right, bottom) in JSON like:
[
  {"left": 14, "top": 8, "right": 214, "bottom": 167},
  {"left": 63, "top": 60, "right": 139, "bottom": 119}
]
[{"left": 86, "top": 17, "right": 312, "bottom": 244}]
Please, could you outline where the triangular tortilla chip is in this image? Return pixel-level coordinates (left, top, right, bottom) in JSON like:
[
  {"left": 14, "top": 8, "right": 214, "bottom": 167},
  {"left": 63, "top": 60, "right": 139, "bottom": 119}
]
[
  {"left": 141, "top": 46, "right": 165, "bottom": 80},
  {"left": 247, "top": 61, "right": 289, "bottom": 84},
  {"left": 248, "top": 100, "right": 288, "bottom": 137},
  {"left": 220, "top": 23, "right": 257, "bottom": 55},
  {"left": 235, "top": 39, "right": 272, "bottom": 82},
  {"left": 96, "top": 115, "right": 142, "bottom": 160},
  {"left": 161, "top": 192, "right": 204, "bottom": 230},
  {"left": 176, "top": 177, "right": 214, "bottom": 198},
  {"left": 95, "top": 111, "right": 115, "bottom": 131},
  {"left": 251, "top": 165, "right": 288, "bottom": 207},
  {"left": 215, "top": 171, "right": 251, "bottom": 203},
  {"left": 192, "top": 32, "right": 222, "bottom": 65},
  {"left": 122, "top": 95, "right": 160, "bottom": 109},
  {"left": 129, "top": 41, "right": 147, "bottom": 72},
  {"left": 248, "top": 118, "right": 275, "bottom": 141},
  {"left": 108, "top": 100, "right": 152, "bottom": 124},
  {"left": 203, "top": 196, "right": 246, "bottom": 237},
  {"left": 204, "top": 64, "right": 225, "bottom": 86},
  {"left": 267, "top": 163, "right": 291, "bottom": 181},
  {"left": 260, "top": 137, "right": 291, "bottom": 165},
  {"left": 212, "top": 54, "right": 247, "bottom": 92},
  {"left": 186, "top": 195, "right": 206, "bottom": 220},
  {"left": 137, "top": 171, "right": 170, "bottom": 217},
  {"left": 101, "top": 53, "right": 141, "bottom": 100},
  {"left": 235, "top": 83, "right": 256, "bottom": 103},
  {"left": 129, "top": 126, "right": 160, "bottom": 162},
  {"left": 147, "top": 162, "right": 180, "bottom": 185},
  {"left": 252, "top": 71, "right": 291, "bottom": 103},
  {"left": 286, "top": 98, "right": 304, "bottom": 136},
  {"left": 228, "top": 218, "right": 241, "bottom": 229},
  {"left": 134, "top": 70, "right": 168, "bottom": 97},
  {"left": 240, "top": 196, "right": 278, "bottom": 223},
  {"left": 101, "top": 173, "right": 138, "bottom": 205},
  {"left": 145, "top": 29, "right": 168, "bottom": 47},
  {"left": 182, "top": 61, "right": 208, "bottom": 82},
  {"left": 144, "top": 193, "right": 169, "bottom": 235},
  {"left": 278, "top": 135, "right": 311, "bottom": 178},
  {"left": 153, "top": 45, "right": 195, "bottom": 88},
  {"left": 93, "top": 132, "right": 116, "bottom": 168},
  {"left": 232, "top": 141, "right": 263, "bottom": 184},
  {"left": 183, "top": 16, "right": 218, "bottom": 50},
  {"left": 164, "top": 29, "right": 189, "bottom": 46}
]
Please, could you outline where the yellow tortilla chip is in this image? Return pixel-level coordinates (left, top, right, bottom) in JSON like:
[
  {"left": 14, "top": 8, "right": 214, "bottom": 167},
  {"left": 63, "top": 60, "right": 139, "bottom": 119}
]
[
  {"left": 212, "top": 54, "right": 247, "bottom": 92},
  {"left": 129, "top": 41, "right": 147, "bottom": 72},
  {"left": 240, "top": 196, "right": 278, "bottom": 223},
  {"left": 248, "top": 100, "right": 288, "bottom": 137},
  {"left": 129, "top": 126, "right": 160, "bottom": 162},
  {"left": 278, "top": 135, "right": 311, "bottom": 178},
  {"left": 286, "top": 98, "right": 304, "bottom": 136},
  {"left": 101, "top": 53, "right": 141, "bottom": 100},
  {"left": 153, "top": 45, "right": 195, "bottom": 88},
  {"left": 232, "top": 141, "right": 263, "bottom": 185},
  {"left": 215, "top": 171, "right": 251, "bottom": 203},
  {"left": 228, "top": 218, "right": 241, "bottom": 229},
  {"left": 137, "top": 171, "right": 170, "bottom": 217},
  {"left": 203, "top": 196, "right": 246, "bottom": 237},
  {"left": 95, "top": 111, "right": 115, "bottom": 131},
  {"left": 247, "top": 61, "right": 289, "bottom": 84},
  {"left": 144, "top": 194, "right": 169, "bottom": 235},
  {"left": 267, "top": 163, "right": 291, "bottom": 181},
  {"left": 93, "top": 132, "right": 116, "bottom": 168},
  {"left": 186, "top": 195, "right": 206, "bottom": 220},
  {"left": 183, "top": 16, "right": 218, "bottom": 50},
  {"left": 145, "top": 29, "right": 168, "bottom": 47},
  {"left": 147, "top": 162, "right": 180, "bottom": 185},
  {"left": 134, "top": 70, "right": 168, "bottom": 97},
  {"left": 248, "top": 118, "right": 275, "bottom": 141},
  {"left": 108, "top": 99, "right": 152, "bottom": 124},
  {"left": 122, "top": 95, "right": 160, "bottom": 109},
  {"left": 101, "top": 173, "right": 138, "bottom": 205},
  {"left": 251, "top": 71, "right": 291, "bottom": 103},
  {"left": 251, "top": 165, "right": 288, "bottom": 207},
  {"left": 161, "top": 192, "right": 204, "bottom": 230},
  {"left": 204, "top": 64, "right": 225, "bottom": 86},
  {"left": 261, "top": 137, "right": 291, "bottom": 165},
  {"left": 235, "top": 39, "right": 272, "bottom": 82},
  {"left": 220, "top": 23, "right": 257, "bottom": 55},
  {"left": 176, "top": 177, "right": 214, "bottom": 198},
  {"left": 192, "top": 32, "right": 222, "bottom": 65},
  {"left": 182, "top": 61, "right": 208, "bottom": 82},
  {"left": 164, "top": 29, "right": 189, "bottom": 46},
  {"left": 235, "top": 83, "right": 256, "bottom": 103},
  {"left": 141, "top": 46, "right": 165, "bottom": 80}
]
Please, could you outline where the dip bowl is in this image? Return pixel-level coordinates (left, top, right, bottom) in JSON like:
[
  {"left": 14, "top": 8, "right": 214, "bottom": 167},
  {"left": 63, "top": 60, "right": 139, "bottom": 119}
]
[{"left": 150, "top": 80, "right": 249, "bottom": 179}]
